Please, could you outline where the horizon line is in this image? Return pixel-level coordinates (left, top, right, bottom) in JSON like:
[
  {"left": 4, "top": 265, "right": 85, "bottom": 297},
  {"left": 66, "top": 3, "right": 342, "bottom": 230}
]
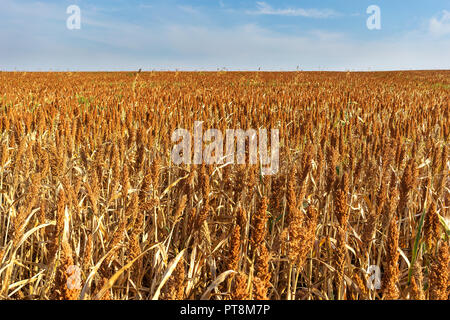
[{"left": 1, "top": 68, "right": 449, "bottom": 73}]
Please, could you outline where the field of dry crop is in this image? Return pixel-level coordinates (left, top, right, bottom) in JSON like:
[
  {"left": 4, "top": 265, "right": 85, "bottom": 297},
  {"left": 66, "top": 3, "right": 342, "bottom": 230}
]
[{"left": 0, "top": 71, "right": 448, "bottom": 300}]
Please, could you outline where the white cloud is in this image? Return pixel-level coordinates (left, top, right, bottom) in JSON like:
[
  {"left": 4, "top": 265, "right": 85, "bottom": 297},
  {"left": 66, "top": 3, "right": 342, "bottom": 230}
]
[
  {"left": 246, "top": 2, "right": 338, "bottom": 18},
  {"left": 139, "top": 4, "right": 153, "bottom": 10},
  {"left": 1, "top": 0, "right": 449, "bottom": 71},
  {"left": 178, "top": 5, "right": 199, "bottom": 15},
  {"left": 429, "top": 10, "right": 450, "bottom": 36}
]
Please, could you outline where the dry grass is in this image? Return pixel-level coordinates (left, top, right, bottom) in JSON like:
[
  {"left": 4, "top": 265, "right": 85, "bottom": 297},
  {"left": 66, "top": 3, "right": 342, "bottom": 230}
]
[{"left": 0, "top": 70, "right": 448, "bottom": 300}]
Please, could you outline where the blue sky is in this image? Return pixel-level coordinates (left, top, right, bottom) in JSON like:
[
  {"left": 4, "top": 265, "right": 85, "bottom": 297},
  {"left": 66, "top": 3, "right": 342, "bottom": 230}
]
[{"left": 1, "top": 0, "right": 450, "bottom": 70}]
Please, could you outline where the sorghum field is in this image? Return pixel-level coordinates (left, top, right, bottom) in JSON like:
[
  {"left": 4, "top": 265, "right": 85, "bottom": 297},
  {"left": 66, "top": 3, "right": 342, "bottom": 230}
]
[{"left": 0, "top": 71, "right": 448, "bottom": 300}]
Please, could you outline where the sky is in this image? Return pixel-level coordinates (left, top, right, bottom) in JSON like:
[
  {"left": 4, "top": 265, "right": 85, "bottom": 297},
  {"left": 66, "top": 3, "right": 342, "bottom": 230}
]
[{"left": 1, "top": 0, "right": 450, "bottom": 71}]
